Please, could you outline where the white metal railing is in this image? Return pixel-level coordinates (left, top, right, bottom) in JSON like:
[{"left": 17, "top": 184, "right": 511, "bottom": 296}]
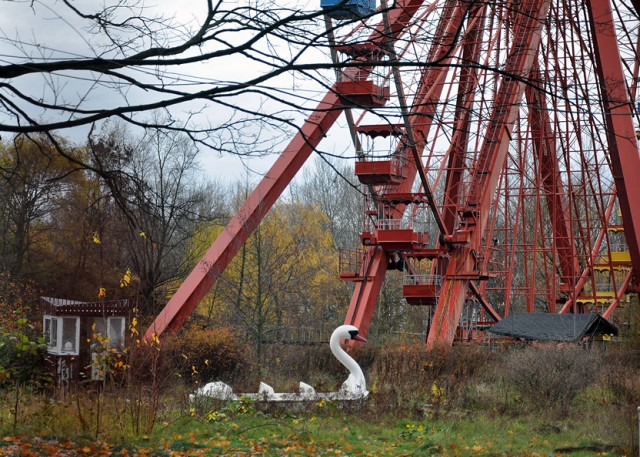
[
  {"left": 361, "top": 148, "right": 396, "bottom": 159},
  {"left": 373, "top": 216, "right": 433, "bottom": 236},
  {"left": 339, "top": 248, "right": 366, "bottom": 276},
  {"left": 350, "top": 71, "right": 369, "bottom": 82}
]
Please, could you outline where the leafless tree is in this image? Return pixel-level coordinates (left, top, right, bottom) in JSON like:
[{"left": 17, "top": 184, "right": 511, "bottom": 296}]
[
  {"left": 290, "top": 157, "right": 363, "bottom": 250},
  {"left": 102, "top": 123, "right": 228, "bottom": 314},
  {"left": 0, "top": 0, "right": 346, "bottom": 153},
  {"left": 0, "top": 0, "right": 366, "bottom": 235}
]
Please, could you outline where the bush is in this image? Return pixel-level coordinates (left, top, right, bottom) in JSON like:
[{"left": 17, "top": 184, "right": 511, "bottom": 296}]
[
  {"left": 0, "top": 332, "right": 49, "bottom": 388},
  {"left": 0, "top": 271, "right": 40, "bottom": 334},
  {"left": 364, "top": 342, "right": 495, "bottom": 417},
  {"left": 597, "top": 345, "right": 640, "bottom": 406},
  {"left": 0, "top": 272, "right": 47, "bottom": 390},
  {"left": 157, "top": 327, "right": 249, "bottom": 386},
  {"left": 258, "top": 342, "right": 373, "bottom": 392},
  {"left": 499, "top": 345, "right": 602, "bottom": 416}
]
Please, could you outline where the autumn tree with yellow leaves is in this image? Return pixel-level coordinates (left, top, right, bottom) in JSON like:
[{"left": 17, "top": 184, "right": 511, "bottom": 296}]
[
  {"left": 0, "top": 134, "right": 131, "bottom": 299},
  {"left": 192, "top": 201, "right": 342, "bottom": 358}
]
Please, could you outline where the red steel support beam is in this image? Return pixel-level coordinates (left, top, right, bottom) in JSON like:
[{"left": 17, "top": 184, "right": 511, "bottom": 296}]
[
  {"left": 428, "top": 249, "right": 473, "bottom": 346},
  {"left": 410, "top": 0, "right": 471, "bottom": 145},
  {"left": 602, "top": 269, "right": 633, "bottom": 319},
  {"left": 442, "top": 4, "right": 486, "bottom": 233},
  {"left": 586, "top": 0, "right": 640, "bottom": 280},
  {"left": 436, "top": 4, "right": 486, "bottom": 294},
  {"left": 344, "top": 247, "right": 388, "bottom": 337},
  {"left": 526, "top": 64, "right": 579, "bottom": 290},
  {"left": 145, "top": 93, "right": 343, "bottom": 338},
  {"left": 469, "top": 281, "right": 502, "bottom": 322},
  {"left": 427, "top": 0, "right": 551, "bottom": 348},
  {"left": 560, "top": 193, "right": 617, "bottom": 313},
  {"left": 466, "top": 2, "right": 550, "bottom": 221}
]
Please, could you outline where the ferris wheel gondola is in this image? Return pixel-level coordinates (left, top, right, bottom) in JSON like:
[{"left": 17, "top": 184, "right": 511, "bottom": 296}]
[{"left": 321, "top": 0, "right": 376, "bottom": 20}]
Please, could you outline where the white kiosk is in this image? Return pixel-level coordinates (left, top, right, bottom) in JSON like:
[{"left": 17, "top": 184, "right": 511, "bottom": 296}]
[{"left": 41, "top": 297, "right": 131, "bottom": 392}]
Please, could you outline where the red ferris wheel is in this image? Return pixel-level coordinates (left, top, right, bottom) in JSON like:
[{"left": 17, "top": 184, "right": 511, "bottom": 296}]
[{"left": 145, "top": 0, "right": 640, "bottom": 347}]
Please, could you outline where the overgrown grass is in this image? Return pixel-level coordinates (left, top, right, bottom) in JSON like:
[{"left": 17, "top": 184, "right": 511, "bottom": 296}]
[
  {"left": 0, "top": 337, "right": 638, "bottom": 455},
  {"left": 0, "top": 404, "right": 630, "bottom": 456}
]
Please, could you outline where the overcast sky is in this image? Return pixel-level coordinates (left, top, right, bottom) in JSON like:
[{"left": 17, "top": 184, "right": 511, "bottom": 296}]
[{"left": 0, "top": 0, "right": 352, "bottom": 182}]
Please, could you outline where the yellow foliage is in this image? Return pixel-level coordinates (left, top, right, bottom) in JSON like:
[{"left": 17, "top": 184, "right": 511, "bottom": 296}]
[
  {"left": 120, "top": 268, "right": 132, "bottom": 288},
  {"left": 186, "top": 203, "right": 340, "bottom": 329},
  {"left": 431, "top": 382, "right": 445, "bottom": 397}
]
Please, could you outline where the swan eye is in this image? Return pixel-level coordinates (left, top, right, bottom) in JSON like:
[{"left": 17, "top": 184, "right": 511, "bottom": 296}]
[{"left": 348, "top": 329, "right": 359, "bottom": 339}]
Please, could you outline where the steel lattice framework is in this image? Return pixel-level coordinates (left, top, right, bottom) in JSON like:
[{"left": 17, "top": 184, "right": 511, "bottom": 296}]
[{"left": 145, "top": 0, "right": 640, "bottom": 346}]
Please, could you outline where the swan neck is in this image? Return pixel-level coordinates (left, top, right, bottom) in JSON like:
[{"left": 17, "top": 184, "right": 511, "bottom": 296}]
[{"left": 330, "top": 333, "right": 364, "bottom": 380}]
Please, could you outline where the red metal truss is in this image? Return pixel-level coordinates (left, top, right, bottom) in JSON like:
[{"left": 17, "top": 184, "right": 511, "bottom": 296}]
[
  {"left": 560, "top": 194, "right": 618, "bottom": 314},
  {"left": 427, "top": 0, "right": 552, "bottom": 348},
  {"left": 145, "top": 92, "right": 344, "bottom": 338},
  {"left": 441, "top": 3, "right": 486, "bottom": 235},
  {"left": 344, "top": 0, "right": 472, "bottom": 336},
  {"left": 146, "top": 0, "right": 640, "bottom": 346},
  {"left": 144, "top": 0, "right": 441, "bottom": 339},
  {"left": 344, "top": 247, "right": 388, "bottom": 338},
  {"left": 586, "top": 0, "right": 640, "bottom": 279},
  {"left": 526, "top": 64, "right": 579, "bottom": 292}
]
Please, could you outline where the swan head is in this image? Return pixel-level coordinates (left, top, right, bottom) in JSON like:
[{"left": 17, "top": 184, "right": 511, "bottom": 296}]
[{"left": 332, "top": 324, "right": 367, "bottom": 343}]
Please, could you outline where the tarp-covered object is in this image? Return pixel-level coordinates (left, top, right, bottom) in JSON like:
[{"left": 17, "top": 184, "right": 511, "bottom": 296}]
[{"left": 488, "top": 312, "right": 618, "bottom": 342}]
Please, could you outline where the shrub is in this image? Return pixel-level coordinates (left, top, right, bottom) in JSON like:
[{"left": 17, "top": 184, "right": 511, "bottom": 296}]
[
  {"left": 258, "top": 342, "right": 374, "bottom": 392},
  {"left": 598, "top": 345, "right": 640, "bottom": 406},
  {"left": 0, "top": 271, "right": 40, "bottom": 334},
  {"left": 0, "top": 319, "right": 49, "bottom": 389},
  {"left": 157, "top": 327, "right": 249, "bottom": 386},
  {"left": 365, "top": 342, "right": 494, "bottom": 417},
  {"left": 499, "top": 345, "right": 602, "bottom": 416}
]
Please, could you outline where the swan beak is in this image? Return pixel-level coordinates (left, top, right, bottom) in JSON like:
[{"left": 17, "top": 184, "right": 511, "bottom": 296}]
[{"left": 353, "top": 334, "right": 367, "bottom": 343}]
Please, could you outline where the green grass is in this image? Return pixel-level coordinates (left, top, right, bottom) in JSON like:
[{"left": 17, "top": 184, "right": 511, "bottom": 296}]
[
  {"left": 0, "top": 401, "right": 631, "bottom": 456},
  {"left": 127, "top": 413, "right": 627, "bottom": 456}
]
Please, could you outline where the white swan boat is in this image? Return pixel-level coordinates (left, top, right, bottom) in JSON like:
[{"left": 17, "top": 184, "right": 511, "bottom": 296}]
[{"left": 190, "top": 325, "right": 369, "bottom": 402}]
